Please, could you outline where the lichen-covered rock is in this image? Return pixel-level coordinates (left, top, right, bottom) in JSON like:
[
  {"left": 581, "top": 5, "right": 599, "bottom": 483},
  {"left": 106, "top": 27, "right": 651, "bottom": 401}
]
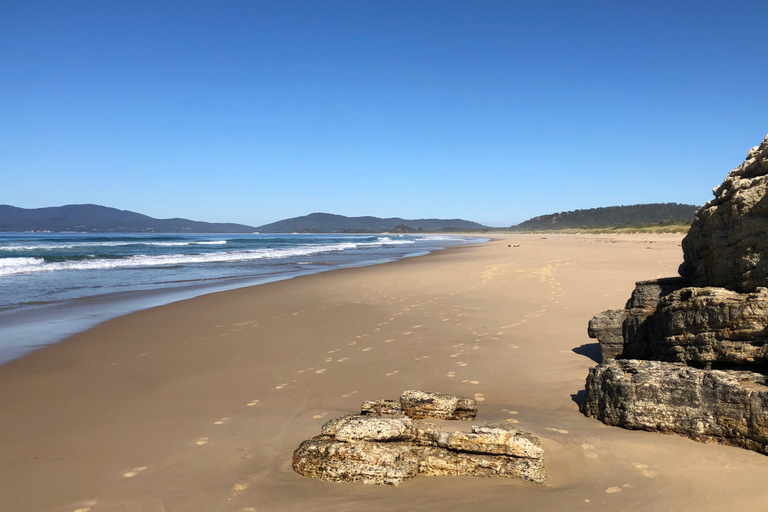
[
  {"left": 293, "top": 392, "right": 546, "bottom": 485},
  {"left": 292, "top": 436, "right": 421, "bottom": 485},
  {"left": 400, "top": 389, "right": 477, "bottom": 420},
  {"left": 581, "top": 359, "right": 768, "bottom": 454},
  {"left": 361, "top": 399, "right": 403, "bottom": 417},
  {"left": 321, "top": 415, "right": 413, "bottom": 442},
  {"left": 680, "top": 134, "right": 768, "bottom": 292}
]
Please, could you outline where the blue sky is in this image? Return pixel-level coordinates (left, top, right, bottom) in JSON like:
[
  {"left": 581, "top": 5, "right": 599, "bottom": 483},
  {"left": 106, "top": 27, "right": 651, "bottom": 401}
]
[{"left": 2, "top": 1, "right": 766, "bottom": 227}]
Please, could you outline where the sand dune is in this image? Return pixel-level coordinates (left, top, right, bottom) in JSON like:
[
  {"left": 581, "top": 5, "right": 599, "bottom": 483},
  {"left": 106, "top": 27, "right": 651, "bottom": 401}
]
[{"left": 2, "top": 234, "right": 767, "bottom": 511}]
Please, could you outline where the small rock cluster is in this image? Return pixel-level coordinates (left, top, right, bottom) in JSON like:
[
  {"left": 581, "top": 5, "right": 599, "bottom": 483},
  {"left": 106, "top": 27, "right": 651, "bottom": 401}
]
[
  {"left": 582, "top": 135, "right": 768, "bottom": 455},
  {"left": 293, "top": 390, "right": 546, "bottom": 485}
]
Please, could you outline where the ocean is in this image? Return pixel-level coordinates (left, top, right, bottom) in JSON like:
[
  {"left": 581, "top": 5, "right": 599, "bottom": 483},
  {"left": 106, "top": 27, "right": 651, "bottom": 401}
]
[{"left": 0, "top": 232, "right": 483, "bottom": 364}]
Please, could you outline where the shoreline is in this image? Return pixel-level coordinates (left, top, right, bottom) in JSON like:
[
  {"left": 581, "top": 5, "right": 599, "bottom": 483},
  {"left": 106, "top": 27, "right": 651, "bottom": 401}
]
[
  {"left": 2, "top": 233, "right": 767, "bottom": 511},
  {"left": 0, "top": 234, "right": 485, "bottom": 366}
]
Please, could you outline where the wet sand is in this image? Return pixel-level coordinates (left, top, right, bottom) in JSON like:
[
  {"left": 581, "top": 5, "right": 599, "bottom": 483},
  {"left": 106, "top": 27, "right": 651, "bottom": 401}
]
[{"left": 2, "top": 234, "right": 767, "bottom": 511}]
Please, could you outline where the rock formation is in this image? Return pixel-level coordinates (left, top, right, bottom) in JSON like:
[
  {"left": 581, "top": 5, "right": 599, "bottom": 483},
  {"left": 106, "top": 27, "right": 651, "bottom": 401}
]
[
  {"left": 293, "top": 390, "right": 546, "bottom": 485},
  {"left": 582, "top": 135, "right": 768, "bottom": 455}
]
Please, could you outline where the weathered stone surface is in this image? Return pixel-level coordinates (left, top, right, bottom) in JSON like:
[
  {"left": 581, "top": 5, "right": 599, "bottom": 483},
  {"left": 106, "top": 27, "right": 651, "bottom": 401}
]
[
  {"left": 588, "top": 309, "right": 629, "bottom": 361},
  {"left": 653, "top": 286, "right": 768, "bottom": 367},
  {"left": 321, "top": 415, "right": 413, "bottom": 442},
  {"left": 680, "top": 134, "right": 768, "bottom": 292},
  {"left": 583, "top": 136, "right": 768, "bottom": 457},
  {"left": 292, "top": 436, "right": 420, "bottom": 485},
  {"left": 581, "top": 359, "right": 768, "bottom": 453},
  {"left": 591, "top": 283, "right": 768, "bottom": 369},
  {"left": 293, "top": 392, "right": 546, "bottom": 485},
  {"left": 419, "top": 447, "right": 547, "bottom": 483},
  {"left": 588, "top": 278, "right": 689, "bottom": 362},
  {"left": 400, "top": 389, "right": 478, "bottom": 420},
  {"left": 361, "top": 399, "right": 403, "bottom": 417},
  {"left": 446, "top": 423, "right": 545, "bottom": 459}
]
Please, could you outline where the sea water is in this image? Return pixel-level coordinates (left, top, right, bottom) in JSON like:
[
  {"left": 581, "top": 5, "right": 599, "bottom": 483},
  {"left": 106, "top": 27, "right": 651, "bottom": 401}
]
[{"left": 0, "top": 232, "right": 483, "bottom": 364}]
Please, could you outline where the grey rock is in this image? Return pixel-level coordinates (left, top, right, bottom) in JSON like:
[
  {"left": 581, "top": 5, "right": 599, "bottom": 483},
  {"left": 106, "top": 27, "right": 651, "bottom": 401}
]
[
  {"left": 680, "top": 134, "right": 768, "bottom": 292},
  {"left": 400, "top": 389, "right": 478, "bottom": 420},
  {"left": 581, "top": 359, "right": 768, "bottom": 454},
  {"left": 360, "top": 399, "right": 403, "bottom": 416},
  {"left": 590, "top": 283, "right": 768, "bottom": 369}
]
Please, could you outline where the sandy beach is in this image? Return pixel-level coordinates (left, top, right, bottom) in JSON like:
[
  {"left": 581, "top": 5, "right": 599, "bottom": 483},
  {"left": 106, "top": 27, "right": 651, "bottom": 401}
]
[{"left": 2, "top": 233, "right": 768, "bottom": 512}]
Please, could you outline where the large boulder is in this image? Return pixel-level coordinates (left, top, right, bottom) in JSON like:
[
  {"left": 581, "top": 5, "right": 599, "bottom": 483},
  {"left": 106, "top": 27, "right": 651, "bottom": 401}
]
[
  {"left": 680, "top": 135, "right": 768, "bottom": 292},
  {"left": 581, "top": 359, "right": 768, "bottom": 454}
]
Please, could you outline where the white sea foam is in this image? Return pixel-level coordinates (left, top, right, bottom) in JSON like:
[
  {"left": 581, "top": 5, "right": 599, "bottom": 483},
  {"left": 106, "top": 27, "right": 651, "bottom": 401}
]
[
  {"left": 0, "top": 240, "right": 228, "bottom": 251},
  {"left": 0, "top": 242, "right": 359, "bottom": 277}
]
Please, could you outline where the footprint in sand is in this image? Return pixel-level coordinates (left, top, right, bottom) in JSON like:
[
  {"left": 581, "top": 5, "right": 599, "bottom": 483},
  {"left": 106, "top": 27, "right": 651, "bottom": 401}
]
[
  {"left": 349, "top": 341, "right": 357, "bottom": 346},
  {"left": 325, "top": 357, "right": 333, "bottom": 362},
  {"left": 214, "top": 417, "right": 230, "bottom": 425},
  {"left": 506, "top": 418, "right": 519, "bottom": 424},
  {"left": 414, "top": 355, "right": 428, "bottom": 360},
  {"left": 509, "top": 345, "right": 520, "bottom": 349},
  {"left": 384, "top": 339, "right": 395, "bottom": 343},
  {"left": 453, "top": 343, "right": 465, "bottom": 347},
  {"left": 472, "top": 346, "right": 480, "bottom": 350},
  {"left": 457, "top": 362, "right": 467, "bottom": 367},
  {"left": 545, "top": 428, "right": 569, "bottom": 434},
  {"left": 474, "top": 393, "right": 485, "bottom": 401},
  {"left": 632, "top": 462, "right": 657, "bottom": 478},
  {"left": 470, "top": 380, "right": 479, "bottom": 385},
  {"left": 123, "top": 467, "right": 147, "bottom": 478},
  {"left": 313, "top": 413, "right": 328, "bottom": 419},
  {"left": 404, "top": 331, "right": 412, "bottom": 335},
  {"left": 583, "top": 451, "right": 598, "bottom": 459},
  {"left": 341, "top": 391, "right": 358, "bottom": 398},
  {"left": 362, "top": 347, "right": 372, "bottom": 352},
  {"left": 413, "top": 324, "right": 423, "bottom": 328},
  {"left": 337, "top": 357, "right": 349, "bottom": 362},
  {"left": 386, "top": 370, "right": 399, "bottom": 376},
  {"left": 446, "top": 371, "right": 456, "bottom": 377},
  {"left": 196, "top": 437, "right": 209, "bottom": 446},
  {"left": 275, "top": 383, "right": 289, "bottom": 389},
  {"left": 374, "top": 327, "right": 381, "bottom": 332},
  {"left": 315, "top": 369, "right": 326, "bottom": 374},
  {"left": 247, "top": 400, "right": 260, "bottom": 406}
]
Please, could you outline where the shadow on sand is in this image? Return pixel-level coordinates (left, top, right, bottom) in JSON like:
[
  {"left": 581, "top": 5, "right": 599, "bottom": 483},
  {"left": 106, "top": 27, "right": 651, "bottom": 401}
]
[{"left": 572, "top": 342, "right": 601, "bottom": 364}]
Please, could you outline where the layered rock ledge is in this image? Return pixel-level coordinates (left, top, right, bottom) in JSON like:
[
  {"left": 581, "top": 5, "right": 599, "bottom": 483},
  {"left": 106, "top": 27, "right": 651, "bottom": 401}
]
[
  {"left": 293, "top": 390, "right": 546, "bottom": 485},
  {"left": 582, "top": 135, "right": 768, "bottom": 455}
]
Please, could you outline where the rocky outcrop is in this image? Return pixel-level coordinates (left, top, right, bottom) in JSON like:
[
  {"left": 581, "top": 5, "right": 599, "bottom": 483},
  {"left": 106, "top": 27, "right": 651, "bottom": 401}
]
[
  {"left": 582, "top": 360, "right": 768, "bottom": 454},
  {"left": 293, "top": 390, "right": 546, "bottom": 485},
  {"left": 680, "top": 135, "right": 768, "bottom": 292},
  {"left": 582, "top": 135, "right": 768, "bottom": 455}
]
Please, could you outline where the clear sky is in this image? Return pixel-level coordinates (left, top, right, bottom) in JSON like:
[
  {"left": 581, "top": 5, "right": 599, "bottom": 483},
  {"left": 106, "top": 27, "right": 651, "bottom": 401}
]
[{"left": 2, "top": 1, "right": 766, "bottom": 227}]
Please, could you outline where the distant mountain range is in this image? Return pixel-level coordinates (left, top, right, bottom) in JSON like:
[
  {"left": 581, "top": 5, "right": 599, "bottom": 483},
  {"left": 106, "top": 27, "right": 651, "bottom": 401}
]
[
  {"left": 255, "top": 213, "right": 487, "bottom": 233},
  {"left": 0, "top": 204, "right": 258, "bottom": 233},
  {"left": 509, "top": 203, "right": 698, "bottom": 231},
  {"left": 0, "top": 203, "right": 701, "bottom": 234}
]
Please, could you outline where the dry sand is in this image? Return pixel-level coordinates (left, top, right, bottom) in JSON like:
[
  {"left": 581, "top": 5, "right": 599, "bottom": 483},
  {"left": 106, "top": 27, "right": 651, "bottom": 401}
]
[{"left": 2, "top": 234, "right": 767, "bottom": 511}]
